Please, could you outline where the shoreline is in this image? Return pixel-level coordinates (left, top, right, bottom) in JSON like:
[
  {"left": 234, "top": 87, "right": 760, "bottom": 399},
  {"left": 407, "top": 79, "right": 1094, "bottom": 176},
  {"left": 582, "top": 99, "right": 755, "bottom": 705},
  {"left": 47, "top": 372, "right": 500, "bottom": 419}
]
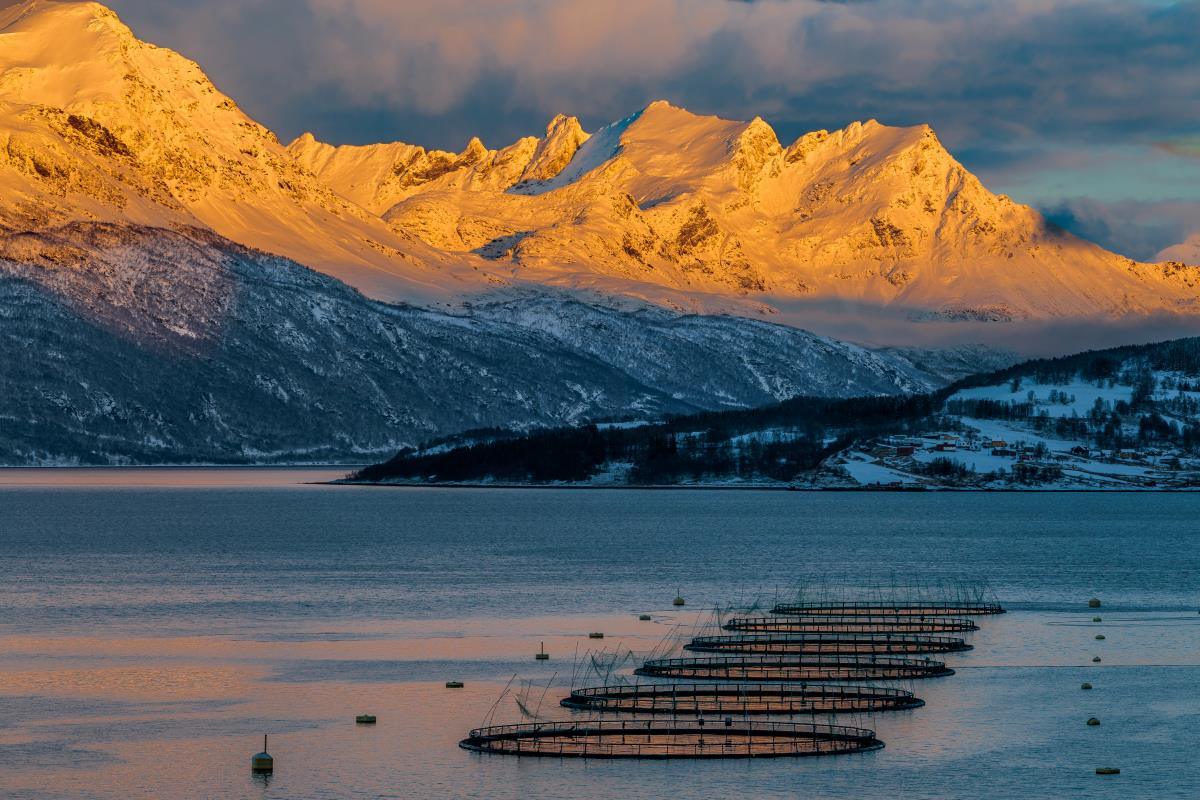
[
  {"left": 330, "top": 480, "right": 1198, "bottom": 493},
  {"left": 0, "top": 463, "right": 367, "bottom": 470}
]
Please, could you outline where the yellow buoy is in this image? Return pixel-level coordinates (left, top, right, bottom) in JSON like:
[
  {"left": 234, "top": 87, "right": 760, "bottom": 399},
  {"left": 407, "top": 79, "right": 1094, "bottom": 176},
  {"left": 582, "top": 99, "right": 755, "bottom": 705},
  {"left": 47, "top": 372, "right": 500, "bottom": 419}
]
[
  {"left": 588, "top": 632, "right": 604, "bottom": 639},
  {"left": 251, "top": 735, "right": 273, "bottom": 772},
  {"left": 445, "top": 680, "right": 464, "bottom": 688},
  {"left": 1088, "top": 598, "right": 1102, "bottom": 608},
  {"left": 1086, "top": 717, "right": 1101, "bottom": 726},
  {"left": 1096, "top": 767, "right": 1120, "bottom": 775},
  {"left": 1095, "top": 634, "right": 1106, "bottom": 640},
  {"left": 673, "top": 588, "right": 685, "bottom": 607},
  {"left": 535, "top": 641, "right": 549, "bottom": 660},
  {"left": 1081, "top": 682, "right": 1093, "bottom": 690},
  {"left": 639, "top": 614, "right": 652, "bottom": 621}
]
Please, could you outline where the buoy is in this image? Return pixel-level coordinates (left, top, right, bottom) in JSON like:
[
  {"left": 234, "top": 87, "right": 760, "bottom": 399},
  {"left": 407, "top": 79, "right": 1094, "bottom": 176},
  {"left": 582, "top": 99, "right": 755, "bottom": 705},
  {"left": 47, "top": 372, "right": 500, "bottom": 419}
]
[
  {"left": 1095, "top": 634, "right": 1106, "bottom": 640},
  {"left": 1086, "top": 717, "right": 1101, "bottom": 726},
  {"left": 1088, "top": 598, "right": 1102, "bottom": 608},
  {"left": 445, "top": 681, "right": 464, "bottom": 688},
  {"left": 535, "top": 641, "right": 549, "bottom": 660},
  {"left": 588, "top": 632, "right": 604, "bottom": 639},
  {"left": 1092, "top": 616, "right": 1102, "bottom": 622},
  {"left": 251, "top": 735, "right": 273, "bottom": 772},
  {"left": 1092, "top": 656, "right": 1102, "bottom": 663},
  {"left": 639, "top": 614, "right": 652, "bottom": 621},
  {"left": 1081, "top": 682, "right": 1093, "bottom": 690},
  {"left": 1096, "top": 767, "right": 1120, "bottom": 775},
  {"left": 355, "top": 714, "right": 377, "bottom": 724},
  {"left": 673, "top": 588, "right": 685, "bottom": 607}
]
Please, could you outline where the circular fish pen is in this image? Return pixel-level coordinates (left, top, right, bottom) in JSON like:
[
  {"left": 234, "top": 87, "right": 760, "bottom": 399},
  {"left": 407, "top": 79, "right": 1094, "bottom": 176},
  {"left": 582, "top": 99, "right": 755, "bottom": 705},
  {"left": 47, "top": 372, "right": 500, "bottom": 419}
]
[
  {"left": 770, "top": 602, "right": 1005, "bottom": 617},
  {"left": 459, "top": 719, "right": 883, "bottom": 759},
  {"left": 560, "top": 683, "right": 924, "bottom": 715},
  {"left": 635, "top": 654, "right": 954, "bottom": 682},
  {"left": 723, "top": 616, "right": 979, "bottom": 634},
  {"left": 684, "top": 633, "right": 972, "bottom": 655}
]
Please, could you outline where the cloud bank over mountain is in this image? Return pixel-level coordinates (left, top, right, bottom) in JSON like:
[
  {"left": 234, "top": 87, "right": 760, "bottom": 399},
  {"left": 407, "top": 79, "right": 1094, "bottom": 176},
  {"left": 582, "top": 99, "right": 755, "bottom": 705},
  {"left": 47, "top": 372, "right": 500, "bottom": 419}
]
[{"left": 103, "top": 1, "right": 1195, "bottom": 146}]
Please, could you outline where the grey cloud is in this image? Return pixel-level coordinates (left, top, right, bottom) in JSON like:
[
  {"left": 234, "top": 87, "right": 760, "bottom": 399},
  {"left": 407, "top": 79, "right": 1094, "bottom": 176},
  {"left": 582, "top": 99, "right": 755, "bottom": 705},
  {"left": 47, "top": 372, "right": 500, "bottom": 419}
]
[
  {"left": 1041, "top": 198, "right": 1200, "bottom": 262},
  {"left": 105, "top": 0, "right": 1200, "bottom": 150}
]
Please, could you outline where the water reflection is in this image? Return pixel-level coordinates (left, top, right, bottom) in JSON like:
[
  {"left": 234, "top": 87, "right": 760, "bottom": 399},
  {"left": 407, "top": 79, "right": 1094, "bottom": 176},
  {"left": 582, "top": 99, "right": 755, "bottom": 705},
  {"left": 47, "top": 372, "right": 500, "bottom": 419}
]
[
  {"left": 0, "top": 466, "right": 352, "bottom": 487},
  {"left": 0, "top": 610, "right": 1197, "bottom": 798},
  {"left": 1, "top": 485, "right": 1198, "bottom": 798}
]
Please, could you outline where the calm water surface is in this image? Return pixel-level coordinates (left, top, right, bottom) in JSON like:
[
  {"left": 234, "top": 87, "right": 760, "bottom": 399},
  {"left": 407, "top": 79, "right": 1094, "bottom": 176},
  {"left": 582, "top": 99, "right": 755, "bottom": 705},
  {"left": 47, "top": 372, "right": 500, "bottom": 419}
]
[{"left": 1, "top": 472, "right": 1198, "bottom": 799}]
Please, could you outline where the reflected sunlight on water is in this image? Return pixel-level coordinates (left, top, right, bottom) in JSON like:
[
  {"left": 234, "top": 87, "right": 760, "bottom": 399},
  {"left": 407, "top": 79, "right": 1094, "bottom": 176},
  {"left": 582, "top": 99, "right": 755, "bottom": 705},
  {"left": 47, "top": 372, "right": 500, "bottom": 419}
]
[{"left": 1, "top": 480, "right": 1198, "bottom": 798}]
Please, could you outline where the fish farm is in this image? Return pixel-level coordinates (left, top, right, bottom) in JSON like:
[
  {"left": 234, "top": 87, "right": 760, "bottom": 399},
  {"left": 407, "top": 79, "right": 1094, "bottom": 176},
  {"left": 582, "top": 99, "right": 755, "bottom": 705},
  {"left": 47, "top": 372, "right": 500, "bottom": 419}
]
[
  {"left": 634, "top": 654, "right": 956, "bottom": 682},
  {"left": 560, "top": 683, "right": 924, "bottom": 715},
  {"left": 770, "top": 601, "right": 1006, "bottom": 617},
  {"left": 684, "top": 632, "right": 973, "bottom": 655},
  {"left": 461, "top": 588, "right": 1003, "bottom": 759},
  {"left": 722, "top": 616, "right": 980, "bottom": 634},
  {"left": 459, "top": 719, "right": 884, "bottom": 759}
]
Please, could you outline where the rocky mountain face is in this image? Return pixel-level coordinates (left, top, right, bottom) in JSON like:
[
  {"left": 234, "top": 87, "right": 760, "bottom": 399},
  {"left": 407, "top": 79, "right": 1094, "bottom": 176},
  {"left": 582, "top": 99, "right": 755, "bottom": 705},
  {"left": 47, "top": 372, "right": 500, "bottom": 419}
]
[{"left": 0, "top": 222, "right": 938, "bottom": 464}]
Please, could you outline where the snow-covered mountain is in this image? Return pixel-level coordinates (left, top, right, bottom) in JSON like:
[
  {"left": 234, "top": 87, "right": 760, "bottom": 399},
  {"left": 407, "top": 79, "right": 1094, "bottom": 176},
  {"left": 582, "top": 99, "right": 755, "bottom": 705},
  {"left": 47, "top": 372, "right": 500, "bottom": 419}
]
[
  {"left": 0, "top": 1, "right": 954, "bottom": 463},
  {"left": 295, "top": 102, "right": 1200, "bottom": 323},
  {"left": 0, "top": 1, "right": 1193, "bottom": 463},
  {"left": 351, "top": 337, "right": 1200, "bottom": 490},
  {"left": 0, "top": 222, "right": 943, "bottom": 464},
  {"left": 0, "top": 0, "right": 489, "bottom": 305}
]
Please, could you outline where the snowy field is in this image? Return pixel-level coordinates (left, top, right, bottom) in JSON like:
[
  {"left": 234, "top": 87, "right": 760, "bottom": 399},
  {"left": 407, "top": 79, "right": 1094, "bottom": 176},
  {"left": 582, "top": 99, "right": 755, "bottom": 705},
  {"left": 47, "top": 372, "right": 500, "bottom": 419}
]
[{"left": 838, "top": 373, "right": 1200, "bottom": 490}]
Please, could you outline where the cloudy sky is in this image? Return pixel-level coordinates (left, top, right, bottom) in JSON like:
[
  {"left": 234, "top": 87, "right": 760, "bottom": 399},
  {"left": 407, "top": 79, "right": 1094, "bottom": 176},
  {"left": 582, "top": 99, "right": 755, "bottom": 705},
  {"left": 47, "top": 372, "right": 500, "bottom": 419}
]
[{"left": 107, "top": 0, "right": 1200, "bottom": 260}]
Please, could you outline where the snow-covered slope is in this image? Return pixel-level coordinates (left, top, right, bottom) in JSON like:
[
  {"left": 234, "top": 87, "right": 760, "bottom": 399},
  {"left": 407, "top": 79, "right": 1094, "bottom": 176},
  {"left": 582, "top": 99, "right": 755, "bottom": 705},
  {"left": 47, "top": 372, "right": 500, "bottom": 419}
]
[
  {"left": 0, "top": 0, "right": 490, "bottom": 304},
  {"left": 353, "top": 337, "right": 1200, "bottom": 489},
  {"left": 0, "top": 222, "right": 940, "bottom": 464},
  {"left": 303, "top": 101, "right": 1200, "bottom": 322},
  {"left": 834, "top": 344, "right": 1200, "bottom": 490}
]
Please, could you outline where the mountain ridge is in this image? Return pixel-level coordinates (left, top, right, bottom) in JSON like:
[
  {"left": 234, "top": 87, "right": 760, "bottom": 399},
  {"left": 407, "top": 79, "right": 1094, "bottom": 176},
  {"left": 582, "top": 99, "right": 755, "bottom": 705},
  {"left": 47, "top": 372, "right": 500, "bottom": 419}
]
[
  {"left": 297, "top": 100, "right": 1200, "bottom": 324},
  {"left": 5, "top": 1, "right": 1198, "bottom": 335}
]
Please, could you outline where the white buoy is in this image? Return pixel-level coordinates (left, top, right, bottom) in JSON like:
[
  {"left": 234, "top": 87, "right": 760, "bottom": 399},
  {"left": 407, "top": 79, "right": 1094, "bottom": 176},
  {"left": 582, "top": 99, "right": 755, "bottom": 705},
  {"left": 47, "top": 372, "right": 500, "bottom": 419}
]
[{"left": 251, "top": 735, "right": 273, "bottom": 772}]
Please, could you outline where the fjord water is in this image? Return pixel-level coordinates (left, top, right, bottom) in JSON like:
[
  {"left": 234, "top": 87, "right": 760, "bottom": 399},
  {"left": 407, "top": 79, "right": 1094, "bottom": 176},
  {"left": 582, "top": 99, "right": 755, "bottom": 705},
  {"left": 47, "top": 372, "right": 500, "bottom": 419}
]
[{"left": 1, "top": 473, "right": 1198, "bottom": 799}]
